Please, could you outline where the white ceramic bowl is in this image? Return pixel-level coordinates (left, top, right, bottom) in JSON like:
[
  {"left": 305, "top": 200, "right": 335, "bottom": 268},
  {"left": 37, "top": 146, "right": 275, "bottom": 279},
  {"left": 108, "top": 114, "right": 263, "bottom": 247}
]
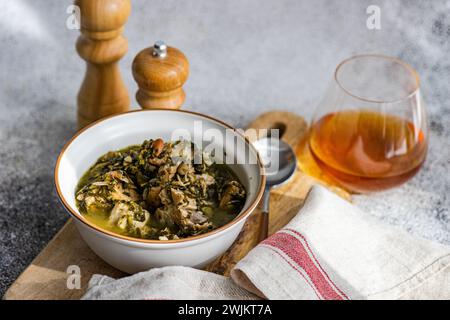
[{"left": 55, "top": 109, "right": 265, "bottom": 274}]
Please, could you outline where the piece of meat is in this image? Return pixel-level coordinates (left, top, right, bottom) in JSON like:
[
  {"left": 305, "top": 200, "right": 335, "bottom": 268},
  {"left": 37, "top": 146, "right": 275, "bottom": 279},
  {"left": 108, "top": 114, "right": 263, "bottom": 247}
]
[
  {"left": 196, "top": 173, "right": 215, "bottom": 196},
  {"left": 159, "top": 164, "right": 178, "bottom": 183},
  {"left": 76, "top": 170, "right": 140, "bottom": 214},
  {"left": 170, "top": 140, "right": 194, "bottom": 164},
  {"left": 109, "top": 201, "right": 151, "bottom": 236},
  {"left": 177, "top": 162, "right": 194, "bottom": 176},
  {"left": 219, "top": 181, "right": 245, "bottom": 208},
  {"left": 155, "top": 204, "right": 177, "bottom": 229},
  {"left": 158, "top": 188, "right": 171, "bottom": 205},
  {"left": 108, "top": 170, "right": 131, "bottom": 184},
  {"left": 80, "top": 195, "right": 111, "bottom": 214},
  {"left": 190, "top": 211, "right": 208, "bottom": 224},
  {"left": 146, "top": 186, "right": 162, "bottom": 207},
  {"left": 171, "top": 188, "right": 185, "bottom": 206},
  {"left": 175, "top": 209, "right": 211, "bottom": 233},
  {"left": 183, "top": 198, "right": 197, "bottom": 211},
  {"left": 148, "top": 157, "right": 167, "bottom": 166},
  {"left": 174, "top": 196, "right": 210, "bottom": 232},
  {"left": 154, "top": 187, "right": 211, "bottom": 234},
  {"left": 110, "top": 181, "right": 140, "bottom": 202}
]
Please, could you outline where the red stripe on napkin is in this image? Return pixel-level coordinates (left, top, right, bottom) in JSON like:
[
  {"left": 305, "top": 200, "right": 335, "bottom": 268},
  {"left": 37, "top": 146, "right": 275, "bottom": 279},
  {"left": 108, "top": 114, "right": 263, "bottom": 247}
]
[
  {"left": 262, "top": 232, "right": 346, "bottom": 300},
  {"left": 286, "top": 229, "right": 349, "bottom": 299},
  {"left": 265, "top": 246, "right": 322, "bottom": 299}
]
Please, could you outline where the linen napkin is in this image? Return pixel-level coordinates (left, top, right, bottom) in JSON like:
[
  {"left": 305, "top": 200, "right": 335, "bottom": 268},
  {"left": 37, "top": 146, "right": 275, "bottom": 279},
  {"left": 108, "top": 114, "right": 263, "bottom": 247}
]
[{"left": 82, "top": 185, "right": 450, "bottom": 300}]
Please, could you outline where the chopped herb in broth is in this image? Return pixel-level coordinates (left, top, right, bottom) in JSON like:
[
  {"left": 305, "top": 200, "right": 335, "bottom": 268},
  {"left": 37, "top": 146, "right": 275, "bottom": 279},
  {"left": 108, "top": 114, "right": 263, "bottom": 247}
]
[{"left": 75, "top": 139, "right": 246, "bottom": 240}]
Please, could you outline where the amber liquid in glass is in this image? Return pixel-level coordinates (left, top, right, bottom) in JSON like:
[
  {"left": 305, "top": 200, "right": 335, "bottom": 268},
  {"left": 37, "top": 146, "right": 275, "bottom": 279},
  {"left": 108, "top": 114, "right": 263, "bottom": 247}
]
[{"left": 309, "top": 110, "right": 427, "bottom": 193}]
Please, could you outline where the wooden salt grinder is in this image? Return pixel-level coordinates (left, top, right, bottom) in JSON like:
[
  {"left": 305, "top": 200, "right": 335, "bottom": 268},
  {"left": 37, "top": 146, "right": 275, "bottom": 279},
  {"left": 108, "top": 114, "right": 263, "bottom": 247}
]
[
  {"left": 75, "top": 0, "right": 131, "bottom": 128},
  {"left": 132, "top": 41, "right": 189, "bottom": 109}
]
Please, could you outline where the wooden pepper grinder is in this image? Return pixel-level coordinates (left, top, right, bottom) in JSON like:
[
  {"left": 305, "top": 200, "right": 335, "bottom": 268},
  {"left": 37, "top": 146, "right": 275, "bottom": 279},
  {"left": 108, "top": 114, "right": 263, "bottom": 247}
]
[
  {"left": 132, "top": 41, "right": 189, "bottom": 109},
  {"left": 75, "top": 0, "right": 131, "bottom": 128}
]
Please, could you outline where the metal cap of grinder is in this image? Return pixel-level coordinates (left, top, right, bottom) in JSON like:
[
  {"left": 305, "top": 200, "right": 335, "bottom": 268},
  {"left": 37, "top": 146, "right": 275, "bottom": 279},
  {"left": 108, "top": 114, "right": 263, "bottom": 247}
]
[
  {"left": 132, "top": 41, "right": 189, "bottom": 110},
  {"left": 152, "top": 40, "right": 167, "bottom": 58}
]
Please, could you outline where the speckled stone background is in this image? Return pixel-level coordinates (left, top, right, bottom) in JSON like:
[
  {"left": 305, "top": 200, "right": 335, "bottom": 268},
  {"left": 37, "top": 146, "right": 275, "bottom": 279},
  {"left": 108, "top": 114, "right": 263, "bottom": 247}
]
[{"left": 0, "top": 0, "right": 449, "bottom": 297}]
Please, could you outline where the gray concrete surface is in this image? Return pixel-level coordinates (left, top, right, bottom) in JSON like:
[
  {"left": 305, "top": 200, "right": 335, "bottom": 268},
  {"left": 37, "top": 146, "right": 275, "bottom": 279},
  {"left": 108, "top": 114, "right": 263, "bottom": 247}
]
[{"left": 0, "top": 0, "right": 449, "bottom": 297}]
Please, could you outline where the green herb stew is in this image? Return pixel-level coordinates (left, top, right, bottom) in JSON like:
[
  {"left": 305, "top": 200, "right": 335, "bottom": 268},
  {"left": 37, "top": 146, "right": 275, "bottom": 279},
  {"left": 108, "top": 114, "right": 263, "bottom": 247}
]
[{"left": 75, "top": 139, "right": 246, "bottom": 240}]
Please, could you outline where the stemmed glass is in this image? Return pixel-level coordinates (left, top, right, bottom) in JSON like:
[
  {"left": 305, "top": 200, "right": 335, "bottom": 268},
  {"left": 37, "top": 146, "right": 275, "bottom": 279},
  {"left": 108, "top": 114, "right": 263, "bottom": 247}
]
[{"left": 308, "top": 55, "right": 428, "bottom": 193}]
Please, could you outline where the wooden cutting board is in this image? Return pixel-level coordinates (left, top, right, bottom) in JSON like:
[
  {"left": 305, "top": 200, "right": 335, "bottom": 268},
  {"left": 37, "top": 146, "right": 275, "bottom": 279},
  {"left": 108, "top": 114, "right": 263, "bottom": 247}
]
[{"left": 4, "top": 111, "right": 350, "bottom": 300}]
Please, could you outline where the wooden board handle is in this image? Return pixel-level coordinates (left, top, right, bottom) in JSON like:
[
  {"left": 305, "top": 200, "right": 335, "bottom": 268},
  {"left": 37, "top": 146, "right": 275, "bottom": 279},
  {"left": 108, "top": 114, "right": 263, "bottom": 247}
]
[{"left": 244, "top": 111, "right": 308, "bottom": 145}]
